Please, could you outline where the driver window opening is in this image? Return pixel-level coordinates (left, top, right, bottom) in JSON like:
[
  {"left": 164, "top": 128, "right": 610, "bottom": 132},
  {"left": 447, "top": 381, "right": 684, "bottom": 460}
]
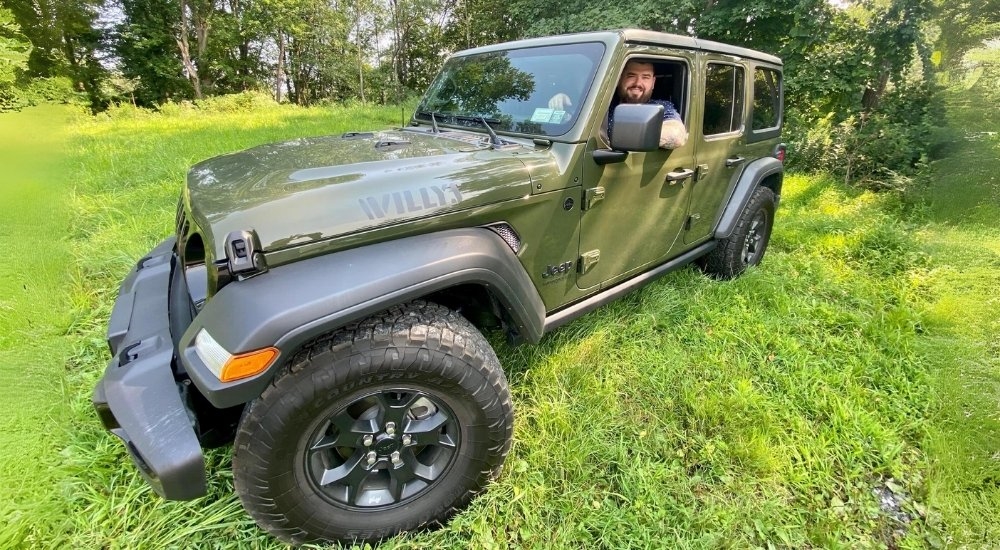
[{"left": 612, "top": 58, "right": 688, "bottom": 122}]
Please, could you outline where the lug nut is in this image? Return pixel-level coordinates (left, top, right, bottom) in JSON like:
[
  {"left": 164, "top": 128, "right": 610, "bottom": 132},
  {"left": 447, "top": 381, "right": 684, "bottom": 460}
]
[
  {"left": 401, "top": 434, "right": 412, "bottom": 446},
  {"left": 366, "top": 451, "right": 377, "bottom": 466},
  {"left": 390, "top": 451, "right": 402, "bottom": 465},
  {"left": 385, "top": 422, "right": 396, "bottom": 436},
  {"left": 363, "top": 435, "right": 374, "bottom": 447}
]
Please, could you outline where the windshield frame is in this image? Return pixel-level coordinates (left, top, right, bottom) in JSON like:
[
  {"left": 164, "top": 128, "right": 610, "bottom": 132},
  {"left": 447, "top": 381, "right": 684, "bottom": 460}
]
[{"left": 414, "top": 41, "right": 607, "bottom": 140}]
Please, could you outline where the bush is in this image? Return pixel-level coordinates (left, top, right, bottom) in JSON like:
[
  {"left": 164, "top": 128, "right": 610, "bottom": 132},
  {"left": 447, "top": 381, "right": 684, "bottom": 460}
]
[
  {"left": 0, "top": 85, "right": 27, "bottom": 112},
  {"left": 192, "top": 90, "right": 277, "bottom": 113},
  {"left": 24, "top": 76, "right": 82, "bottom": 104},
  {"left": 785, "top": 82, "right": 942, "bottom": 192}
]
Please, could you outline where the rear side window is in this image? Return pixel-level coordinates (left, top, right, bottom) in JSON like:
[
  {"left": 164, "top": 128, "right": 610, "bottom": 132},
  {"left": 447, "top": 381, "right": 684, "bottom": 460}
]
[
  {"left": 703, "top": 63, "right": 744, "bottom": 136},
  {"left": 752, "top": 68, "right": 781, "bottom": 130}
]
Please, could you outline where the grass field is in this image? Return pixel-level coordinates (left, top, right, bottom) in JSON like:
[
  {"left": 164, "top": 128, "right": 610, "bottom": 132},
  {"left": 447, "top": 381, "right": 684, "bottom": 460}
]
[
  {"left": 0, "top": 104, "right": 75, "bottom": 547},
  {"left": 1, "top": 93, "right": 996, "bottom": 548},
  {"left": 917, "top": 85, "right": 1000, "bottom": 546}
]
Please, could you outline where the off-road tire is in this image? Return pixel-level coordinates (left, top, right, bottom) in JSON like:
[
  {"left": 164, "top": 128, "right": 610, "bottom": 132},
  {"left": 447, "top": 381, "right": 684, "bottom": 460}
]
[
  {"left": 699, "top": 186, "right": 775, "bottom": 279},
  {"left": 232, "top": 300, "right": 514, "bottom": 545}
]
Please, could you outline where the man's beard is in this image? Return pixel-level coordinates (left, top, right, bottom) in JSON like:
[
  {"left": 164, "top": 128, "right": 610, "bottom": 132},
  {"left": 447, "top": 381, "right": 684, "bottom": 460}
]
[{"left": 619, "top": 86, "right": 653, "bottom": 104}]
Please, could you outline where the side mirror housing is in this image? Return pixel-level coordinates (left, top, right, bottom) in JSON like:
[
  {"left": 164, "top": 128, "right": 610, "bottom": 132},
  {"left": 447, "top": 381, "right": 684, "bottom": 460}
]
[{"left": 609, "top": 104, "right": 663, "bottom": 152}]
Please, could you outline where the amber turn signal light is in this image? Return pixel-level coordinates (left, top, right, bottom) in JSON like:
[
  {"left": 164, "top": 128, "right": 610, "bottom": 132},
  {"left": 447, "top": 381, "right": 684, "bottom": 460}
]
[{"left": 219, "top": 347, "right": 279, "bottom": 382}]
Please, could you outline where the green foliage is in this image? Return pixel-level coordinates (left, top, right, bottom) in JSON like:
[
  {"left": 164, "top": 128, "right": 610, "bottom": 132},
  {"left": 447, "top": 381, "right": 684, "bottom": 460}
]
[
  {"left": 909, "top": 88, "right": 1000, "bottom": 546},
  {"left": 3, "top": 103, "right": 945, "bottom": 548},
  {"left": 0, "top": 6, "right": 30, "bottom": 111},
  {"left": 1, "top": 0, "right": 107, "bottom": 109},
  {"left": 0, "top": 7, "right": 29, "bottom": 83},
  {"left": 192, "top": 89, "right": 278, "bottom": 112},
  {"left": 786, "top": 106, "right": 934, "bottom": 191},
  {"left": 932, "top": 0, "right": 1000, "bottom": 67},
  {"left": 113, "top": 0, "right": 193, "bottom": 105},
  {"left": 0, "top": 104, "right": 77, "bottom": 548}
]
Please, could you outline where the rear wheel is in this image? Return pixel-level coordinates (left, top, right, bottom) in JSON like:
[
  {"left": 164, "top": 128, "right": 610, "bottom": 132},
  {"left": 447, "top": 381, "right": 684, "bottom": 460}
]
[
  {"left": 232, "top": 301, "right": 513, "bottom": 544},
  {"left": 699, "top": 186, "right": 775, "bottom": 279}
]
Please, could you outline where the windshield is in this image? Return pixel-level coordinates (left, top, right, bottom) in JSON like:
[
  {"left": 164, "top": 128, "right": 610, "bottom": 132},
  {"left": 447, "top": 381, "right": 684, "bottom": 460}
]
[{"left": 415, "top": 42, "right": 606, "bottom": 138}]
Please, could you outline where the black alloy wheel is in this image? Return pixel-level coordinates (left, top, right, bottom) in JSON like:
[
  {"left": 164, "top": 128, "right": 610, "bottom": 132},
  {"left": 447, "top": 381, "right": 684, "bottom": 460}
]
[
  {"left": 304, "top": 389, "right": 460, "bottom": 509},
  {"left": 232, "top": 301, "right": 514, "bottom": 545},
  {"left": 699, "top": 185, "right": 776, "bottom": 279}
]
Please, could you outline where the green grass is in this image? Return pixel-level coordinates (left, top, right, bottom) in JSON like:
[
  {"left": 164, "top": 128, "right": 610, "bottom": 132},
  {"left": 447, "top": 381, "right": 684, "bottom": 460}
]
[
  {"left": 0, "top": 104, "right": 77, "bottom": 547},
  {"left": 2, "top": 94, "right": 995, "bottom": 547},
  {"left": 914, "top": 84, "right": 1000, "bottom": 546}
]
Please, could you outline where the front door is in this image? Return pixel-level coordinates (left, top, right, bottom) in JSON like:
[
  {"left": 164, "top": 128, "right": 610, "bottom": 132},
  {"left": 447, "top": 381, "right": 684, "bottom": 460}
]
[{"left": 577, "top": 52, "right": 698, "bottom": 291}]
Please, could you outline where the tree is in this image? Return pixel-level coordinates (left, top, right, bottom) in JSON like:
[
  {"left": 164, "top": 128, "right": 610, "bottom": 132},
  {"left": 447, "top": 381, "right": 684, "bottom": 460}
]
[
  {"left": 0, "top": 6, "right": 31, "bottom": 109},
  {"left": 175, "top": 0, "right": 214, "bottom": 98},
  {"left": 932, "top": 0, "right": 1000, "bottom": 68},
  {"left": 0, "top": 7, "right": 30, "bottom": 86},
  {"left": 115, "top": 0, "right": 193, "bottom": 104},
  {"left": 2, "top": 0, "right": 106, "bottom": 109}
]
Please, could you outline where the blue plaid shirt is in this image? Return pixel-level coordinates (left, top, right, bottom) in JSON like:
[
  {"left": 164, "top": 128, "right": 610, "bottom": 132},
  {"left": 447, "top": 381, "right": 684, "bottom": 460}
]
[{"left": 607, "top": 99, "right": 681, "bottom": 140}]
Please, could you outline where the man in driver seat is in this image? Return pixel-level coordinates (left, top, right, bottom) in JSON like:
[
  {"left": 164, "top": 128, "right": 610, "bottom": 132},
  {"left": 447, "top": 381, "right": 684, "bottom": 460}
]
[{"left": 550, "top": 59, "right": 688, "bottom": 149}]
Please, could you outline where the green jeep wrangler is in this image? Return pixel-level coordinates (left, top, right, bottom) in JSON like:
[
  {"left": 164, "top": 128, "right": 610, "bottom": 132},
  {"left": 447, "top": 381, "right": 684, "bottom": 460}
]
[{"left": 93, "top": 29, "right": 785, "bottom": 544}]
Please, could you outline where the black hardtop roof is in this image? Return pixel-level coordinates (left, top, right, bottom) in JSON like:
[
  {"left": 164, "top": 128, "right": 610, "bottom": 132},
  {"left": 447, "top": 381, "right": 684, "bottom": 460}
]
[{"left": 456, "top": 29, "right": 783, "bottom": 66}]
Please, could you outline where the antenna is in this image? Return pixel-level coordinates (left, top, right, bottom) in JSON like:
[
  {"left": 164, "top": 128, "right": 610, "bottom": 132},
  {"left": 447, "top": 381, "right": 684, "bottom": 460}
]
[{"left": 480, "top": 117, "right": 502, "bottom": 148}]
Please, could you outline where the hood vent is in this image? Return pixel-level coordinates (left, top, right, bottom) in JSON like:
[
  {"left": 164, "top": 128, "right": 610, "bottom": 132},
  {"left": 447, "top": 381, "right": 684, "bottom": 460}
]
[
  {"left": 341, "top": 132, "right": 374, "bottom": 139},
  {"left": 374, "top": 139, "right": 411, "bottom": 152}
]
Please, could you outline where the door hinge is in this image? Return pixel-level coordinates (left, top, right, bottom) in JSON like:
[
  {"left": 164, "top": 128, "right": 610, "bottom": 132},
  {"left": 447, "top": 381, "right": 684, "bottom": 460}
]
[
  {"left": 583, "top": 187, "right": 605, "bottom": 210},
  {"left": 579, "top": 250, "right": 600, "bottom": 274}
]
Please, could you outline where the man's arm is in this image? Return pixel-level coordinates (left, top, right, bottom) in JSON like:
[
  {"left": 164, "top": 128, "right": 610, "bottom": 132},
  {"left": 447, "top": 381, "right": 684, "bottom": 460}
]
[
  {"left": 659, "top": 102, "right": 687, "bottom": 149},
  {"left": 660, "top": 119, "right": 688, "bottom": 149}
]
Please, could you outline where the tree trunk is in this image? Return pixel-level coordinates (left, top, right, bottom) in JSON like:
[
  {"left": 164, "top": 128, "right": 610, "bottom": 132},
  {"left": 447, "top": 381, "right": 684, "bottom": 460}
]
[
  {"left": 176, "top": 0, "right": 202, "bottom": 99},
  {"left": 862, "top": 62, "right": 891, "bottom": 111},
  {"left": 192, "top": 3, "right": 212, "bottom": 94},
  {"left": 275, "top": 32, "right": 285, "bottom": 102},
  {"left": 356, "top": 20, "right": 365, "bottom": 102},
  {"left": 389, "top": 0, "right": 402, "bottom": 88}
]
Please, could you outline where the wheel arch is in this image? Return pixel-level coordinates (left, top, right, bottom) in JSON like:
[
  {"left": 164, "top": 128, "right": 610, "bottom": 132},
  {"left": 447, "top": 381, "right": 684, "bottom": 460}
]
[
  {"left": 180, "top": 228, "right": 545, "bottom": 409},
  {"left": 714, "top": 156, "right": 783, "bottom": 240}
]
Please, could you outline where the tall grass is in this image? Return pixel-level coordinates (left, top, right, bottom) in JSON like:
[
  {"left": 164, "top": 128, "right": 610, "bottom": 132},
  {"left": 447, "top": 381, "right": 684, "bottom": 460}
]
[
  {"left": 11, "top": 98, "right": 977, "bottom": 547},
  {"left": 914, "top": 84, "right": 1000, "bottom": 546},
  {"left": 0, "top": 105, "right": 76, "bottom": 548}
]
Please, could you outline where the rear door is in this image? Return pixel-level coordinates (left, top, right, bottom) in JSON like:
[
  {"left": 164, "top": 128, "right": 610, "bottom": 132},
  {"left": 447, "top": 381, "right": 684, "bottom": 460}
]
[{"left": 684, "top": 55, "right": 749, "bottom": 244}]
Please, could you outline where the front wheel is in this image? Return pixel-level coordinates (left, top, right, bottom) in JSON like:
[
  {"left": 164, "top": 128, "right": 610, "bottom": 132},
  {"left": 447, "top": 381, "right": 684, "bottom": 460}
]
[
  {"left": 232, "top": 301, "right": 514, "bottom": 545},
  {"left": 699, "top": 186, "right": 776, "bottom": 279}
]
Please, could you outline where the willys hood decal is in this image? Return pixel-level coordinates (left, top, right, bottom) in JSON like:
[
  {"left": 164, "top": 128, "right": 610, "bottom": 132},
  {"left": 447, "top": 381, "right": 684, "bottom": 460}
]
[{"left": 185, "top": 129, "right": 533, "bottom": 256}]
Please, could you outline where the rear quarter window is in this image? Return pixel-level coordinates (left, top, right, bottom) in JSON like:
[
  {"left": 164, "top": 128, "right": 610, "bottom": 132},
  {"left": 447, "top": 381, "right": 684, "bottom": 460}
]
[{"left": 747, "top": 66, "right": 782, "bottom": 143}]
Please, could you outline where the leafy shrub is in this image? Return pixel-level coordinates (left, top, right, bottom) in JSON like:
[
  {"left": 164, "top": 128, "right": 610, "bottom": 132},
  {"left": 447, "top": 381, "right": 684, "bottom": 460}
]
[
  {"left": 193, "top": 91, "right": 277, "bottom": 113},
  {"left": 785, "top": 84, "right": 941, "bottom": 192},
  {"left": 24, "top": 76, "right": 82, "bottom": 104},
  {"left": 98, "top": 101, "right": 155, "bottom": 120},
  {"left": 0, "top": 85, "right": 26, "bottom": 112}
]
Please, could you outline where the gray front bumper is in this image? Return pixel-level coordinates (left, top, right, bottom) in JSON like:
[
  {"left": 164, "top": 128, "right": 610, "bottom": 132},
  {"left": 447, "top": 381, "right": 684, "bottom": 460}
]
[{"left": 92, "top": 238, "right": 207, "bottom": 500}]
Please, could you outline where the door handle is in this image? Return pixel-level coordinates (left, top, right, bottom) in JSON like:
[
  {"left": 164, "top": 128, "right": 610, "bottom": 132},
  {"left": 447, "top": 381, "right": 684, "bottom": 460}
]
[
  {"left": 725, "top": 156, "right": 746, "bottom": 167},
  {"left": 665, "top": 168, "right": 695, "bottom": 182}
]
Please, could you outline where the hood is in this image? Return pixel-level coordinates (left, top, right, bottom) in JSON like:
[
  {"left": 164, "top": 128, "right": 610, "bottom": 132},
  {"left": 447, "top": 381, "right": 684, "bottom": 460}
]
[{"left": 185, "top": 129, "right": 533, "bottom": 258}]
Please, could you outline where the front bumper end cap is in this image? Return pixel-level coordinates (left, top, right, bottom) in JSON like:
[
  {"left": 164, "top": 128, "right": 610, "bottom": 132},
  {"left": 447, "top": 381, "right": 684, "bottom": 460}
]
[{"left": 93, "top": 238, "right": 207, "bottom": 501}]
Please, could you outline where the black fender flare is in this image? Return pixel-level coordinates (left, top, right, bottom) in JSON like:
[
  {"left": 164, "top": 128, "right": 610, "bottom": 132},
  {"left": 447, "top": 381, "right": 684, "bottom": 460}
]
[
  {"left": 180, "top": 228, "right": 545, "bottom": 408},
  {"left": 714, "top": 156, "right": 783, "bottom": 239}
]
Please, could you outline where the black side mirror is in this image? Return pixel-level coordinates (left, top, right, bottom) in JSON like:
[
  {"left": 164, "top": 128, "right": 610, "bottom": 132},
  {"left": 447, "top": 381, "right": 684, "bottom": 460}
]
[{"left": 610, "top": 104, "right": 663, "bottom": 152}]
